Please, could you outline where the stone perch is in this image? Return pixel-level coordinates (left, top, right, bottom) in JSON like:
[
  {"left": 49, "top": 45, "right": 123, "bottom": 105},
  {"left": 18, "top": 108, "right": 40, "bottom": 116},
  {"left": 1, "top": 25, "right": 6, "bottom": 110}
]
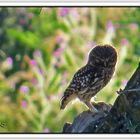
[{"left": 62, "top": 62, "right": 140, "bottom": 133}]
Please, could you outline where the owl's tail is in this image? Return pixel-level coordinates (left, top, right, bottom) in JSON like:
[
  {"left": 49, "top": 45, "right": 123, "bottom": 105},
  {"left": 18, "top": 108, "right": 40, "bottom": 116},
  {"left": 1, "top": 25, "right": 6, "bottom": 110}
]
[{"left": 60, "top": 88, "right": 76, "bottom": 110}]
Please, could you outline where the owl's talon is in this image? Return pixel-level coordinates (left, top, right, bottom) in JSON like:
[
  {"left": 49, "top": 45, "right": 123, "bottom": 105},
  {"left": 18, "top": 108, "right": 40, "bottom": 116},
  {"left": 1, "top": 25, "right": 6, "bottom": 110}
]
[
  {"left": 90, "top": 108, "right": 99, "bottom": 113},
  {"left": 85, "top": 101, "right": 98, "bottom": 113}
]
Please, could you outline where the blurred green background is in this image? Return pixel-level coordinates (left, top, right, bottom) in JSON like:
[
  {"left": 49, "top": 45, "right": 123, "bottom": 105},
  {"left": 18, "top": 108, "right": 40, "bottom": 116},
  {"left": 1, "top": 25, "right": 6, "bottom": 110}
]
[{"left": 0, "top": 7, "right": 140, "bottom": 133}]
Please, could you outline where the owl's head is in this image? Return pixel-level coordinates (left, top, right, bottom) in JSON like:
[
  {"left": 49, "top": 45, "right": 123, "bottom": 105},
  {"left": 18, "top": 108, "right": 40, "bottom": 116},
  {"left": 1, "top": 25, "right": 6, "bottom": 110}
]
[{"left": 88, "top": 44, "right": 117, "bottom": 68}]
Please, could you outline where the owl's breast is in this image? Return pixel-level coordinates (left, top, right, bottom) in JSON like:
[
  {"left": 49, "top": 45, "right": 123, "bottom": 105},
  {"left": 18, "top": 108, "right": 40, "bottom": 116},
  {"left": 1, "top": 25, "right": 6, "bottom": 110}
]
[{"left": 103, "top": 67, "right": 115, "bottom": 85}]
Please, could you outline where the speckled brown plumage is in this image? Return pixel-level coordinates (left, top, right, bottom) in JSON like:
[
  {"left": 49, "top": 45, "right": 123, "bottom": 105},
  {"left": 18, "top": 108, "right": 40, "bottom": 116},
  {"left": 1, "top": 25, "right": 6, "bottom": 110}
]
[{"left": 60, "top": 44, "right": 117, "bottom": 112}]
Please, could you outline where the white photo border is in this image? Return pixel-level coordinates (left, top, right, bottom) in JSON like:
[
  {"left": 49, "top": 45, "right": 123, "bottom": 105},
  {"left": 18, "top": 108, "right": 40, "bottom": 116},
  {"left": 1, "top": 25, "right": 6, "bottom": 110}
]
[
  {"left": 0, "top": 1, "right": 139, "bottom": 6},
  {"left": 0, "top": 134, "right": 140, "bottom": 139},
  {"left": 0, "top": 4, "right": 140, "bottom": 140}
]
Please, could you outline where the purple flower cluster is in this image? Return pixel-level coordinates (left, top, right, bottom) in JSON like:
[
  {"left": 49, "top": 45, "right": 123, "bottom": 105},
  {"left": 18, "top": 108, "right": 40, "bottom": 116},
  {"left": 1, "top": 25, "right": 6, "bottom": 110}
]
[
  {"left": 106, "top": 20, "right": 114, "bottom": 30},
  {"left": 31, "top": 78, "right": 38, "bottom": 85},
  {"left": 121, "top": 38, "right": 129, "bottom": 46},
  {"left": 53, "top": 47, "right": 65, "bottom": 58},
  {"left": 58, "top": 8, "right": 70, "bottom": 17},
  {"left": 6, "top": 57, "right": 13, "bottom": 66},
  {"left": 43, "top": 128, "right": 50, "bottom": 133},
  {"left": 21, "top": 100, "right": 27, "bottom": 108},
  {"left": 19, "top": 85, "right": 29, "bottom": 94},
  {"left": 29, "top": 59, "right": 37, "bottom": 66},
  {"left": 55, "top": 35, "right": 64, "bottom": 44}
]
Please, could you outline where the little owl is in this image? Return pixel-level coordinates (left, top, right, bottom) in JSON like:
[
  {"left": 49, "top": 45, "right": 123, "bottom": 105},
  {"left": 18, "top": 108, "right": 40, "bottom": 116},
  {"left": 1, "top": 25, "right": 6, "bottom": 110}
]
[{"left": 60, "top": 44, "right": 117, "bottom": 112}]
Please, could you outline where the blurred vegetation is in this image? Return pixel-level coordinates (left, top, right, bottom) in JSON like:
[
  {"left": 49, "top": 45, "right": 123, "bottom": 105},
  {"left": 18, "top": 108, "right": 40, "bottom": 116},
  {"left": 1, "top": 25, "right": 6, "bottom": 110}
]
[{"left": 0, "top": 7, "right": 140, "bottom": 133}]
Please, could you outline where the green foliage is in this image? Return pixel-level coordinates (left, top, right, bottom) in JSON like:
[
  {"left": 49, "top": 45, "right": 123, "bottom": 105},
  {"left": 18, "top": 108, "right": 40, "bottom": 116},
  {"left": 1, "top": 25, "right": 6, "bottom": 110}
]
[{"left": 0, "top": 7, "right": 140, "bottom": 133}]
